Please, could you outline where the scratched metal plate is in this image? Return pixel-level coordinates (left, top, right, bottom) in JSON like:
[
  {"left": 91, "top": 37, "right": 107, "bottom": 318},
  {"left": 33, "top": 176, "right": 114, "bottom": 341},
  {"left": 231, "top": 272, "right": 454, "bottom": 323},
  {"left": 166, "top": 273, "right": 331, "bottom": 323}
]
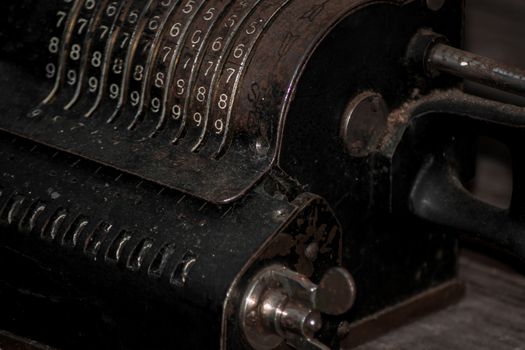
[{"left": 0, "top": 0, "right": 412, "bottom": 204}]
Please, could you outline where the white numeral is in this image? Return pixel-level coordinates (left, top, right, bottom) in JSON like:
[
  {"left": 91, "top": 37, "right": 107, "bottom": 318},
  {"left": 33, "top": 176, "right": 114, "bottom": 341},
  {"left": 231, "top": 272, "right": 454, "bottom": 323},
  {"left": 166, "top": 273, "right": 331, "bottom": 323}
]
[
  {"left": 109, "top": 84, "right": 120, "bottom": 99},
  {"left": 218, "top": 93, "right": 228, "bottom": 110},
  {"left": 49, "top": 37, "right": 60, "bottom": 54},
  {"left": 45, "top": 63, "right": 56, "bottom": 78},
  {"left": 88, "top": 77, "right": 98, "bottom": 92}
]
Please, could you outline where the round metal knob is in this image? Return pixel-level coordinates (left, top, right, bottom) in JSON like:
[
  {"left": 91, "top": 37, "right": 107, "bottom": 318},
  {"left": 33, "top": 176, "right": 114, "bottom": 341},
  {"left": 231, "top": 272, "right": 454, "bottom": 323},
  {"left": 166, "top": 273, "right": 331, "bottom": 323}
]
[{"left": 240, "top": 265, "right": 357, "bottom": 350}]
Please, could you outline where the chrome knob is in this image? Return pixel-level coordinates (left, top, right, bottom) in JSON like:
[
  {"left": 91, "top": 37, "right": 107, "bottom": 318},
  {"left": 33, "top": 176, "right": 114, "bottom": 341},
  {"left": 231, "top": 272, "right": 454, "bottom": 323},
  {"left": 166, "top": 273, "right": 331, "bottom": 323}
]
[{"left": 240, "top": 265, "right": 356, "bottom": 350}]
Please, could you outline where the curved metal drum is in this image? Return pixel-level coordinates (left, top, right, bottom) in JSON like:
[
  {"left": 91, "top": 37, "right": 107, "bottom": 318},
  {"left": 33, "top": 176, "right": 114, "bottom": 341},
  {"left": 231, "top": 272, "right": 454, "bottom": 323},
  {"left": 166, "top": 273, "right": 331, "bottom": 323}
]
[{"left": 1, "top": 0, "right": 411, "bottom": 204}]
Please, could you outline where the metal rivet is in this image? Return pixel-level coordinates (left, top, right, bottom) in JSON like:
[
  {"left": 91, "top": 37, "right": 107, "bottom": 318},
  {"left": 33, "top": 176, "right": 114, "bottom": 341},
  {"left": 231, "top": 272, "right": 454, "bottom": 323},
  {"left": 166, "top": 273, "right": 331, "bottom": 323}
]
[
  {"left": 337, "top": 321, "right": 352, "bottom": 339},
  {"left": 426, "top": 0, "right": 445, "bottom": 11},
  {"left": 255, "top": 137, "right": 270, "bottom": 156},
  {"left": 273, "top": 209, "right": 287, "bottom": 220},
  {"left": 305, "top": 242, "right": 319, "bottom": 262},
  {"left": 304, "top": 312, "right": 323, "bottom": 334}
]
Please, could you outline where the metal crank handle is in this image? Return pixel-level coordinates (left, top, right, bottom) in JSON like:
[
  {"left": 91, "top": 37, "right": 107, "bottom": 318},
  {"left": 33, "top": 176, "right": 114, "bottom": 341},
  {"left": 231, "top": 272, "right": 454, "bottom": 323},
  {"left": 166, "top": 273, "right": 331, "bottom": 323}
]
[{"left": 240, "top": 265, "right": 357, "bottom": 350}]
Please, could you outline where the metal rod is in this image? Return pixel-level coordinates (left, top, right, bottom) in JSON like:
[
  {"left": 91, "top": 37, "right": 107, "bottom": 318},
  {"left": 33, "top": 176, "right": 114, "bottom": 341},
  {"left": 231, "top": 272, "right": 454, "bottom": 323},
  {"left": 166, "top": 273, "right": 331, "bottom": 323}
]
[{"left": 428, "top": 43, "right": 525, "bottom": 96}]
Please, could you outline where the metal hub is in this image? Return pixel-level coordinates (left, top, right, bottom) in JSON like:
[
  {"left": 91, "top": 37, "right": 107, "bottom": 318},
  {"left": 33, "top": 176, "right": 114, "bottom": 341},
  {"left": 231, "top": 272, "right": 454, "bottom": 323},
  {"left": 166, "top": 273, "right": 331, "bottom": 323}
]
[{"left": 240, "top": 265, "right": 356, "bottom": 350}]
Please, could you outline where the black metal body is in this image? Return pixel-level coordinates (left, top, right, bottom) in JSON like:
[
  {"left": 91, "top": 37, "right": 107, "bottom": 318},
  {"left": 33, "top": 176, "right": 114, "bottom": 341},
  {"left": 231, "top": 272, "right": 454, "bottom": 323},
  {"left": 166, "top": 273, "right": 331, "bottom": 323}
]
[
  {"left": 7, "top": 0, "right": 518, "bottom": 349},
  {"left": 0, "top": 131, "right": 343, "bottom": 349},
  {"left": 280, "top": 1, "right": 463, "bottom": 322}
]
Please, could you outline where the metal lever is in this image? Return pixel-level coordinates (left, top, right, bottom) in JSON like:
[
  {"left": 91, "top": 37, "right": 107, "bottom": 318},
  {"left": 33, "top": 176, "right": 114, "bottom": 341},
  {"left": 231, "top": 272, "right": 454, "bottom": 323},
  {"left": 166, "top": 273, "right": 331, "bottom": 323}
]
[
  {"left": 408, "top": 30, "right": 525, "bottom": 97},
  {"left": 428, "top": 43, "right": 525, "bottom": 97},
  {"left": 404, "top": 31, "right": 525, "bottom": 261},
  {"left": 240, "top": 265, "right": 356, "bottom": 350}
]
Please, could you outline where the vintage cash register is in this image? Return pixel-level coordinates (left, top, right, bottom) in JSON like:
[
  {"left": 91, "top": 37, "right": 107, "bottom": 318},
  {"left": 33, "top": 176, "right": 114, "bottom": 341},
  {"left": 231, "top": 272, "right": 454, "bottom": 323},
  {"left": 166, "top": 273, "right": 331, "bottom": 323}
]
[{"left": 0, "top": 0, "right": 524, "bottom": 349}]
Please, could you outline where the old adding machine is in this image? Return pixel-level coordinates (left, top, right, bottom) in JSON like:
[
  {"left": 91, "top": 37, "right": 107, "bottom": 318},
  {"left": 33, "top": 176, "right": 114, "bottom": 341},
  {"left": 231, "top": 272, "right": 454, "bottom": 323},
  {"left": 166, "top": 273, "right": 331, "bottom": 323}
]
[{"left": 0, "top": 0, "right": 524, "bottom": 349}]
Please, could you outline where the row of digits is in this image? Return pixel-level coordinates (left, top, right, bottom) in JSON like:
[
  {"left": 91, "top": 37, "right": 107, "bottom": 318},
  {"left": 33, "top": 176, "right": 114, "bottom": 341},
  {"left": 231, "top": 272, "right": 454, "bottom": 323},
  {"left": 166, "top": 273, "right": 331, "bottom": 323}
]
[{"left": 34, "top": 0, "right": 286, "bottom": 157}]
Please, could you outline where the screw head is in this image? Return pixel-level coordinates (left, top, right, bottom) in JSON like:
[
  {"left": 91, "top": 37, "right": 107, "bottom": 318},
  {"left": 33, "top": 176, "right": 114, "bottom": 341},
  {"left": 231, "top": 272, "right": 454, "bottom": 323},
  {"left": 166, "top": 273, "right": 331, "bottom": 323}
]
[
  {"left": 303, "top": 311, "right": 323, "bottom": 335},
  {"left": 305, "top": 242, "right": 319, "bottom": 261}
]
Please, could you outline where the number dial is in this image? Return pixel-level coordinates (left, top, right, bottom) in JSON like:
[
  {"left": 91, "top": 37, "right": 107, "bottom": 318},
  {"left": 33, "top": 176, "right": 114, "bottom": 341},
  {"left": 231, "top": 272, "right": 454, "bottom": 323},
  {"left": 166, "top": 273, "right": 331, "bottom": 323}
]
[
  {"left": 154, "top": 0, "right": 231, "bottom": 142},
  {"left": 41, "top": 0, "right": 84, "bottom": 106},
  {"left": 178, "top": 0, "right": 263, "bottom": 152},
  {"left": 0, "top": 0, "right": 382, "bottom": 204},
  {"left": 85, "top": 0, "right": 151, "bottom": 119},
  {"left": 200, "top": 0, "right": 291, "bottom": 157},
  {"left": 131, "top": 0, "right": 207, "bottom": 134},
  {"left": 10, "top": 0, "right": 81, "bottom": 118},
  {"left": 114, "top": 0, "right": 181, "bottom": 127},
  {"left": 63, "top": 0, "right": 116, "bottom": 110},
  {"left": 55, "top": 0, "right": 109, "bottom": 110},
  {"left": 68, "top": 0, "right": 126, "bottom": 115}
]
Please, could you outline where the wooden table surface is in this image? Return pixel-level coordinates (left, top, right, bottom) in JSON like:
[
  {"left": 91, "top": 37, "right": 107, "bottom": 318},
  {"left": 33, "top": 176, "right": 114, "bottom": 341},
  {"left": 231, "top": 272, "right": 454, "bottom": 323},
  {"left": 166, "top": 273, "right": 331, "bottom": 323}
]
[{"left": 355, "top": 253, "right": 525, "bottom": 350}]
